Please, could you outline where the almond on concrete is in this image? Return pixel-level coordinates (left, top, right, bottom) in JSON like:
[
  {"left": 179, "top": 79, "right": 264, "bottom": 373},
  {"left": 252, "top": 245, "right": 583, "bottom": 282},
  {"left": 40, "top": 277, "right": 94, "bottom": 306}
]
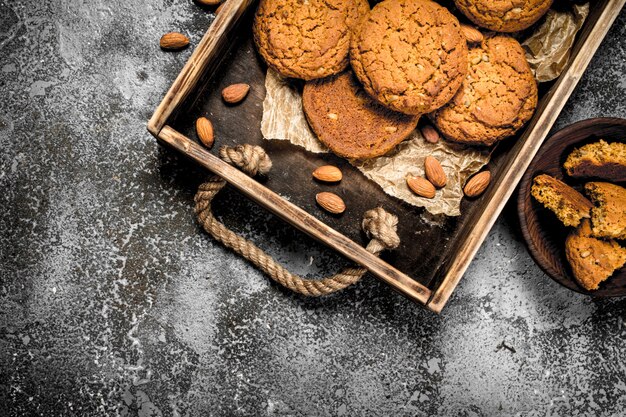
[
  {"left": 195, "top": 0, "right": 221, "bottom": 5},
  {"left": 196, "top": 117, "right": 214, "bottom": 148},
  {"left": 421, "top": 124, "right": 440, "bottom": 144},
  {"left": 424, "top": 156, "right": 447, "bottom": 188},
  {"left": 316, "top": 192, "right": 346, "bottom": 214},
  {"left": 312, "top": 165, "right": 342, "bottom": 183},
  {"left": 160, "top": 32, "right": 190, "bottom": 50},
  {"left": 464, "top": 171, "right": 491, "bottom": 198},
  {"left": 460, "top": 24, "right": 484, "bottom": 44},
  {"left": 222, "top": 83, "right": 250, "bottom": 104},
  {"left": 406, "top": 176, "right": 436, "bottom": 199}
]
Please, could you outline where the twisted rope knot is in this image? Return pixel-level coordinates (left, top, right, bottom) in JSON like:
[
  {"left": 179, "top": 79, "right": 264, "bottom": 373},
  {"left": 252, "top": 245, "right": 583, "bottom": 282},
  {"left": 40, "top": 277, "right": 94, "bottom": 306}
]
[
  {"left": 362, "top": 207, "right": 400, "bottom": 251},
  {"left": 194, "top": 144, "right": 401, "bottom": 296},
  {"left": 219, "top": 144, "right": 272, "bottom": 177}
]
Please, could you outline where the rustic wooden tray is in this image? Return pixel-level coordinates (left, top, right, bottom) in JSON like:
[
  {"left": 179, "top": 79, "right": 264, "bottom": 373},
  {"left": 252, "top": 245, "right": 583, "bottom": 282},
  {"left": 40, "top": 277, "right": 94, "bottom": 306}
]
[{"left": 148, "top": 0, "right": 625, "bottom": 312}]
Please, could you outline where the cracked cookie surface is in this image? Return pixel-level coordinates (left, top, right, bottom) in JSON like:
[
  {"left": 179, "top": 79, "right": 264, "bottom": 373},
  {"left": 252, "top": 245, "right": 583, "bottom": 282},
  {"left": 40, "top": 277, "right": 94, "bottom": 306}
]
[
  {"left": 454, "top": 0, "right": 553, "bottom": 33},
  {"left": 431, "top": 35, "right": 537, "bottom": 146},
  {"left": 253, "top": 0, "right": 369, "bottom": 81},
  {"left": 302, "top": 71, "right": 419, "bottom": 159},
  {"left": 350, "top": 0, "right": 468, "bottom": 116}
]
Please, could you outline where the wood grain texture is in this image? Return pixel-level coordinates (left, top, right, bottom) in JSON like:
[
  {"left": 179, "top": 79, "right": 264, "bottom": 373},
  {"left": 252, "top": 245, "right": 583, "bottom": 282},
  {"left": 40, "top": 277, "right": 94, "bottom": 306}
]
[
  {"left": 427, "top": 0, "right": 625, "bottom": 313},
  {"left": 148, "top": 0, "right": 624, "bottom": 312},
  {"left": 518, "top": 118, "right": 626, "bottom": 296},
  {"left": 148, "top": 0, "right": 255, "bottom": 136},
  {"left": 157, "top": 125, "right": 432, "bottom": 305}
]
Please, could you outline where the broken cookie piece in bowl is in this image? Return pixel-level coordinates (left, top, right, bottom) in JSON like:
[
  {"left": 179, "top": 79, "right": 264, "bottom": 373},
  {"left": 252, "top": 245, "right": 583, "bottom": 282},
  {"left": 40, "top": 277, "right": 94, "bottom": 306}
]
[{"left": 518, "top": 118, "right": 626, "bottom": 296}]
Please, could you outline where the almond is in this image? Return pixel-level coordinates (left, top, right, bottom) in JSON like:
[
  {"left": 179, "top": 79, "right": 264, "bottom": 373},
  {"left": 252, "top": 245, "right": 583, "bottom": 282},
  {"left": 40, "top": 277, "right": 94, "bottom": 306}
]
[
  {"left": 424, "top": 156, "right": 447, "bottom": 188},
  {"left": 196, "top": 117, "right": 214, "bottom": 148},
  {"left": 464, "top": 171, "right": 491, "bottom": 198},
  {"left": 196, "top": 0, "right": 221, "bottom": 5},
  {"left": 312, "top": 165, "right": 342, "bottom": 183},
  {"left": 222, "top": 83, "right": 250, "bottom": 104},
  {"left": 160, "top": 32, "right": 190, "bottom": 50},
  {"left": 316, "top": 192, "right": 346, "bottom": 214},
  {"left": 461, "top": 25, "right": 484, "bottom": 44},
  {"left": 421, "top": 124, "right": 440, "bottom": 144},
  {"left": 407, "top": 176, "right": 436, "bottom": 199}
]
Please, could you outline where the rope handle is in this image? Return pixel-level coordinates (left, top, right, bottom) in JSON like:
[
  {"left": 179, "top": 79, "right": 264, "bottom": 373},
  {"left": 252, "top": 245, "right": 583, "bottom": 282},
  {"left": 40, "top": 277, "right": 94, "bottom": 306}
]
[{"left": 194, "top": 144, "right": 400, "bottom": 296}]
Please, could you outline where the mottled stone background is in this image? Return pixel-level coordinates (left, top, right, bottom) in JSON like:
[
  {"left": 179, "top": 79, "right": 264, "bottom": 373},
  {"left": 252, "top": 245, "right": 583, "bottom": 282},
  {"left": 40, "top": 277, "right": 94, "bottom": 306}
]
[{"left": 1, "top": 1, "right": 625, "bottom": 416}]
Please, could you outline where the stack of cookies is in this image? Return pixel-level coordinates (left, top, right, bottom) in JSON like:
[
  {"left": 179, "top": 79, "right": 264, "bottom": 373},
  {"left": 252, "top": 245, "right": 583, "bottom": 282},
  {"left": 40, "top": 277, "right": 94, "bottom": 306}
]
[
  {"left": 531, "top": 140, "right": 626, "bottom": 291},
  {"left": 253, "top": 0, "right": 544, "bottom": 159}
]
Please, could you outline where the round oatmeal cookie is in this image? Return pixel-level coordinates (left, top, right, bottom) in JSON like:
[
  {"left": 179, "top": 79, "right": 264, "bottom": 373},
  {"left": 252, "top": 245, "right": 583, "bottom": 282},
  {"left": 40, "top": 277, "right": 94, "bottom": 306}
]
[
  {"left": 302, "top": 71, "right": 419, "bottom": 159},
  {"left": 431, "top": 35, "right": 538, "bottom": 146},
  {"left": 454, "top": 0, "right": 553, "bottom": 33},
  {"left": 350, "top": 0, "right": 468, "bottom": 115},
  {"left": 252, "top": 0, "right": 369, "bottom": 81}
]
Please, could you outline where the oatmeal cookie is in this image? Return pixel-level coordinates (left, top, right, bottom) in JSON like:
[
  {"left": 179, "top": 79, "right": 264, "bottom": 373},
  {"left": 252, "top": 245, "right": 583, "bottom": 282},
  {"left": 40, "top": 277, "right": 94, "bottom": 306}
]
[
  {"left": 585, "top": 182, "right": 626, "bottom": 240},
  {"left": 565, "top": 219, "right": 626, "bottom": 291},
  {"left": 431, "top": 35, "right": 537, "bottom": 146},
  {"left": 350, "top": 0, "right": 468, "bottom": 115},
  {"left": 253, "top": 0, "right": 369, "bottom": 80},
  {"left": 530, "top": 174, "right": 592, "bottom": 227},
  {"left": 564, "top": 140, "right": 626, "bottom": 182},
  {"left": 454, "top": 0, "right": 553, "bottom": 33},
  {"left": 302, "top": 71, "right": 419, "bottom": 159}
]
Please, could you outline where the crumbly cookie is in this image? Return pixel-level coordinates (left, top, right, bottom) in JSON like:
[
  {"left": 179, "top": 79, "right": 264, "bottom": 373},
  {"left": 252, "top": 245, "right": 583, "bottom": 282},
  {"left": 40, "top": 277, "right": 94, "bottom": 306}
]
[
  {"left": 350, "top": 0, "right": 468, "bottom": 115},
  {"left": 564, "top": 140, "right": 626, "bottom": 182},
  {"left": 253, "top": 0, "right": 369, "bottom": 81},
  {"left": 530, "top": 174, "right": 592, "bottom": 227},
  {"left": 431, "top": 35, "right": 537, "bottom": 146},
  {"left": 454, "top": 0, "right": 553, "bottom": 33},
  {"left": 302, "top": 71, "right": 419, "bottom": 159},
  {"left": 585, "top": 182, "right": 626, "bottom": 240},
  {"left": 565, "top": 219, "right": 626, "bottom": 291}
]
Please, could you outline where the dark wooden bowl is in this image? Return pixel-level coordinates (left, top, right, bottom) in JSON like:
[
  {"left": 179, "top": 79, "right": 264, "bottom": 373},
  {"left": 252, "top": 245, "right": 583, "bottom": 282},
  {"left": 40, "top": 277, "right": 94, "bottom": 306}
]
[{"left": 518, "top": 117, "right": 626, "bottom": 296}]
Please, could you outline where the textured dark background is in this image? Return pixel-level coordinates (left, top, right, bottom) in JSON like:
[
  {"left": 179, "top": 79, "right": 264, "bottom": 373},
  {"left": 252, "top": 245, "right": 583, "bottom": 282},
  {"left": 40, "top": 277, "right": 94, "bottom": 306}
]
[{"left": 1, "top": 1, "right": 625, "bottom": 416}]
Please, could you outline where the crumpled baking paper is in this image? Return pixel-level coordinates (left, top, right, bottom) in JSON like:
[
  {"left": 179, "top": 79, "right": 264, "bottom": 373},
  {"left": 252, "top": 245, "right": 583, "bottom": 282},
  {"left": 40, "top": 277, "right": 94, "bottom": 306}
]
[
  {"left": 523, "top": 3, "right": 590, "bottom": 82},
  {"left": 259, "top": 3, "right": 588, "bottom": 216},
  {"left": 261, "top": 69, "right": 490, "bottom": 216}
]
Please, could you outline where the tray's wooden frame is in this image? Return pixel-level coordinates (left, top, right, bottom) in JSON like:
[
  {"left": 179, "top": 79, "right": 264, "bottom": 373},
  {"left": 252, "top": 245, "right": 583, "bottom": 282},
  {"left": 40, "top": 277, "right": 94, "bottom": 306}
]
[{"left": 148, "top": 0, "right": 624, "bottom": 312}]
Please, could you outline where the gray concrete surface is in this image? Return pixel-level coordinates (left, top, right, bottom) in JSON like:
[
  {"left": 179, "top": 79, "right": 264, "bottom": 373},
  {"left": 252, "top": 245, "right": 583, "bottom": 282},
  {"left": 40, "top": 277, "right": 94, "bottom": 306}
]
[{"left": 1, "top": 1, "right": 625, "bottom": 416}]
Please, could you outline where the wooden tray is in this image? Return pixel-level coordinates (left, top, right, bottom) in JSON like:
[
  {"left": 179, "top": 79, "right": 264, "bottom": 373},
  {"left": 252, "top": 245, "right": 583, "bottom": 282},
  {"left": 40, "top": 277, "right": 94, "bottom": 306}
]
[
  {"left": 518, "top": 118, "right": 626, "bottom": 296},
  {"left": 148, "top": 0, "right": 625, "bottom": 312}
]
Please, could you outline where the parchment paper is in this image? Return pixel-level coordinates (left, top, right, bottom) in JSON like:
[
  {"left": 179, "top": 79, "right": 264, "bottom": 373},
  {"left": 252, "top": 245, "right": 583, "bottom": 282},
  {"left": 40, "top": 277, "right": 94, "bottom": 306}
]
[
  {"left": 261, "top": 69, "right": 489, "bottom": 216},
  {"left": 523, "top": 3, "right": 590, "bottom": 82},
  {"left": 259, "top": 3, "right": 588, "bottom": 216}
]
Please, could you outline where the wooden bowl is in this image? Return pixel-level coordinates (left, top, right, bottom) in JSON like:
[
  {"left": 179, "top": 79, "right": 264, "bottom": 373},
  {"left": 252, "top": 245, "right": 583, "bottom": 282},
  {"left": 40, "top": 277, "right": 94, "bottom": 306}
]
[{"left": 518, "top": 117, "right": 626, "bottom": 296}]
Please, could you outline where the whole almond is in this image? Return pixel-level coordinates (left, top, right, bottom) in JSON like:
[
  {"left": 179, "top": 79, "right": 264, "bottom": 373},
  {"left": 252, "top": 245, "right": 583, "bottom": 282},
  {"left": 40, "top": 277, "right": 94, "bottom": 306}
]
[
  {"left": 196, "top": 117, "right": 214, "bottom": 148},
  {"left": 407, "top": 176, "right": 436, "bottom": 199},
  {"left": 421, "top": 124, "right": 440, "bottom": 144},
  {"left": 222, "top": 83, "right": 250, "bottom": 104},
  {"left": 312, "top": 165, "right": 342, "bottom": 183},
  {"left": 464, "top": 171, "right": 491, "bottom": 198},
  {"left": 424, "top": 156, "right": 447, "bottom": 188},
  {"left": 160, "top": 32, "right": 190, "bottom": 50},
  {"left": 316, "top": 192, "right": 346, "bottom": 214},
  {"left": 461, "top": 25, "right": 484, "bottom": 44}
]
